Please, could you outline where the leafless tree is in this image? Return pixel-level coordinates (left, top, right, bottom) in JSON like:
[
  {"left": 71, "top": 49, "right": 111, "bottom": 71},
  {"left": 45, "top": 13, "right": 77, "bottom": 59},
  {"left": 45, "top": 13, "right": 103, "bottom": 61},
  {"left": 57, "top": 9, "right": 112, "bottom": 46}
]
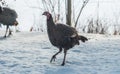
[
  {"left": 74, "top": 0, "right": 89, "bottom": 28},
  {"left": 0, "top": 0, "right": 8, "bottom": 7},
  {"left": 113, "top": 10, "right": 120, "bottom": 35},
  {"left": 42, "top": 0, "right": 58, "bottom": 22}
]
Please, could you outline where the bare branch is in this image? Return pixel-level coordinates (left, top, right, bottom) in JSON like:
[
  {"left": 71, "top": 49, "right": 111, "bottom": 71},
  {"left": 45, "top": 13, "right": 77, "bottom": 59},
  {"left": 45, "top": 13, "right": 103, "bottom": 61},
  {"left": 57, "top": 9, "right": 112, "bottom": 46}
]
[
  {"left": 42, "top": 0, "right": 49, "bottom": 11},
  {"left": 74, "top": 0, "right": 89, "bottom": 28}
]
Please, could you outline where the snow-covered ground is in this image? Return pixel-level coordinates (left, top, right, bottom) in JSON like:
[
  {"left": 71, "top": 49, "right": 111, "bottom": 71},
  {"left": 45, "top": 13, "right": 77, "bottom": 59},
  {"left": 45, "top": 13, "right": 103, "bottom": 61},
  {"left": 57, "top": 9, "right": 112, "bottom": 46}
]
[{"left": 0, "top": 32, "right": 120, "bottom": 74}]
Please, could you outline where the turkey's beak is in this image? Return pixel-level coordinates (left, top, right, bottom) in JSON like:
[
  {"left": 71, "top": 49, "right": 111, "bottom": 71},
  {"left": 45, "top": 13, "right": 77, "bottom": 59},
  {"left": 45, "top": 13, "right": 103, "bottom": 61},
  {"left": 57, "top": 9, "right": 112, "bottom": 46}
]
[{"left": 42, "top": 13, "right": 45, "bottom": 15}]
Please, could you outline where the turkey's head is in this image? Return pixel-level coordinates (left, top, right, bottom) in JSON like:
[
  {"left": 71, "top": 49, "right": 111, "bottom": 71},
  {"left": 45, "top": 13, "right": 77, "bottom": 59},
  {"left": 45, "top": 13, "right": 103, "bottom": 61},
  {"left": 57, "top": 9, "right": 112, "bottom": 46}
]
[{"left": 42, "top": 11, "right": 51, "bottom": 20}]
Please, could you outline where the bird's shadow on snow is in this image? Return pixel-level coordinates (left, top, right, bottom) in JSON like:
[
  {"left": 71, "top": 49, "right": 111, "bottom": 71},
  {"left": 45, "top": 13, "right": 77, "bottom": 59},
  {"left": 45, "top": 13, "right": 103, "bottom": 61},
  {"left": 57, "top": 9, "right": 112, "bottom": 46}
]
[
  {"left": 0, "top": 36, "right": 11, "bottom": 40},
  {"left": 45, "top": 65, "right": 76, "bottom": 74}
]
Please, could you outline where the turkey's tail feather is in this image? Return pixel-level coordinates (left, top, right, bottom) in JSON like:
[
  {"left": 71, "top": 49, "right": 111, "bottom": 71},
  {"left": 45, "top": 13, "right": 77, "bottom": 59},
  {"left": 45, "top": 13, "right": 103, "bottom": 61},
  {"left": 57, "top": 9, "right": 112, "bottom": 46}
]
[{"left": 78, "top": 35, "right": 88, "bottom": 42}]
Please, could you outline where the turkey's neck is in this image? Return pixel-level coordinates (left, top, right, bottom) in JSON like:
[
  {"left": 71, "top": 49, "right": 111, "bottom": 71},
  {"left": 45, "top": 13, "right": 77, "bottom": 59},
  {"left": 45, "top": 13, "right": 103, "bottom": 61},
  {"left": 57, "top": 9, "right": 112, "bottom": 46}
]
[
  {"left": 46, "top": 16, "right": 56, "bottom": 38},
  {"left": 47, "top": 16, "right": 55, "bottom": 30}
]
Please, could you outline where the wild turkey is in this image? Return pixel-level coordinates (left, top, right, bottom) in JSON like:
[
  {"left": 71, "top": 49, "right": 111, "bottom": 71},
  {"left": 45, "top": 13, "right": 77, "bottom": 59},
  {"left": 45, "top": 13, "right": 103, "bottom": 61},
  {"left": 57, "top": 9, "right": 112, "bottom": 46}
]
[
  {"left": 42, "top": 11, "right": 88, "bottom": 66},
  {"left": 0, "top": 6, "right": 18, "bottom": 37}
]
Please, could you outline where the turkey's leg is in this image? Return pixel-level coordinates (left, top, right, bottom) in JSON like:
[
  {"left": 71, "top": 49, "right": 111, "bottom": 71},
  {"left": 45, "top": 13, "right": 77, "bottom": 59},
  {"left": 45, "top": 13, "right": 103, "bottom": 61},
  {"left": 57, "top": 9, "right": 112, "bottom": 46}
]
[
  {"left": 4, "top": 25, "right": 9, "bottom": 38},
  {"left": 8, "top": 28, "right": 12, "bottom": 36},
  {"left": 50, "top": 47, "right": 62, "bottom": 63},
  {"left": 61, "top": 49, "right": 67, "bottom": 66}
]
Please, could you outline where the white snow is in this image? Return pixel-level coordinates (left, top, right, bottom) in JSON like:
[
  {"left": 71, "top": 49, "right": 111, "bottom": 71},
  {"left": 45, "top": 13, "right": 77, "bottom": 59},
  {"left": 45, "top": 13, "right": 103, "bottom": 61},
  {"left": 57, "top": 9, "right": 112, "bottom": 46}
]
[{"left": 0, "top": 32, "right": 120, "bottom": 74}]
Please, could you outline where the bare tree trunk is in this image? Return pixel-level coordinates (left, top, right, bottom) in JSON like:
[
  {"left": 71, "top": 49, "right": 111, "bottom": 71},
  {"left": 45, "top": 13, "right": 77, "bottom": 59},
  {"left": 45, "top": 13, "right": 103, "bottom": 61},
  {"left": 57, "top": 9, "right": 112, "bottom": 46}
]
[
  {"left": 58, "top": 0, "right": 60, "bottom": 21},
  {"left": 66, "top": 0, "right": 72, "bottom": 26}
]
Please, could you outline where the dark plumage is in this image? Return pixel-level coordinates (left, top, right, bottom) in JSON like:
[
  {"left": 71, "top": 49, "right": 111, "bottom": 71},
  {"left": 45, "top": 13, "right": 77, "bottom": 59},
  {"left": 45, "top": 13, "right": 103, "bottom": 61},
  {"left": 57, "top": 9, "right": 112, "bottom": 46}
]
[
  {"left": 43, "top": 11, "right": 88, "bottom": 66},
  {"left": 0, "top": 6, "right": 18, "bottom": 37}
]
